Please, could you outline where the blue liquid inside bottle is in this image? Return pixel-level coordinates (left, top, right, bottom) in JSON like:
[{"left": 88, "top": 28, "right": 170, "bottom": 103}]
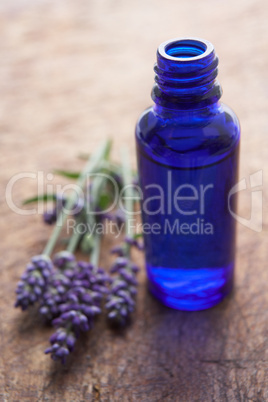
[{"left": 135, "top": 38, "right": 240, "bottom": 311}]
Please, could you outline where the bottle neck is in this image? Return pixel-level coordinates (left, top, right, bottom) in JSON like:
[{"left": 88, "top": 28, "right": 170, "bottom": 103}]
[
  {"left": 153, "top": 102, "right": 222, "bottom": 123},
  {"left": 151, "top": 38, "right": 222, "bottom": 111}
]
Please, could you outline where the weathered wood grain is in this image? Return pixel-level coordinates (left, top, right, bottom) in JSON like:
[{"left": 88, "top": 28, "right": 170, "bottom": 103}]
[{"left": 0, "top": 0, "right": 267, "bottom": 400}]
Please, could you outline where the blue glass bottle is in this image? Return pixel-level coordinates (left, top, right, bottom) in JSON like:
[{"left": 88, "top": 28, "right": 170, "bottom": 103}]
[{"left": 135, "top": 38, "right": 240, "bottom": 311}]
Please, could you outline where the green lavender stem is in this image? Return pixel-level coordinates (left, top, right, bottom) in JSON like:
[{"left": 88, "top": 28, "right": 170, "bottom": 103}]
[
  {"left": 120, "top": 147, "right": 135, "bottom": 251},
  {"left": 86, "top": 171, "right": 108, "bottom": 269},
  {"left": 90, "top": 234, "right": 101, "bottom": 267},
  {"left": 67, "top": 162, "right": 109, "bottom": 264},
  {"left": 66, "top": 221, "right": 100, "bottom": 265},
  {"left": 43, "top": 139, "right": 112, "bottom": 257},
  {"left": 66, "top": 222, "right": 82, "bottom": 254}
]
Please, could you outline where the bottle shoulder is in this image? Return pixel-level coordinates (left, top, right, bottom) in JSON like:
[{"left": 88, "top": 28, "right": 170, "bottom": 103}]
[
  {"left": 136, "top": 104, "right": 240, "bottom": 141},
  {"left": 135, "top": 103, "right": 240, "bottom": 168}
]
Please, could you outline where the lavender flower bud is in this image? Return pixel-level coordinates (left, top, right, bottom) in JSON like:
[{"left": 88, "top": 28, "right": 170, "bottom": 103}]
[
  {"left": 99, "top": 208, "right": 125, "bottom": 226},
  {"left": 45, "top": 263, "right": 110, "bottom": 363},
  {"left": 53, "top": 251, "right": 76, "bottom": 270},
  {"left": 106, "top": 256, "right": 139, "bottom": 325},
  {"left": 39, "top": 271, "right": 74, "bottom": 320},
  {"left": 39, "top": 252, "right": 78, "bottom": 320},
  {"left": 15, "top": 255, "right": 53, "bottom": 310},
  {"left": 43, "top": 210, "right": 57, "bottom": 225},
  {"left": 45, "top": 328, "right": 71, "bottom": 364},
  {"left": 43, "top": 195, "right": 84, "bottom": 225},
  {"left": 125, "top": 236, "right": 144, "bottom": 251},
  {"left": 110, "top": 245, "right": 127, "bottom": 256},
  {"left": 114, "top": 209, "right": 125, "bottom": 226},
  {"left": 43, "top": 195, "right": 66, "bottom": 225},
  {"left": 110, "top": 257, "right": 128, "bottom": 273}
]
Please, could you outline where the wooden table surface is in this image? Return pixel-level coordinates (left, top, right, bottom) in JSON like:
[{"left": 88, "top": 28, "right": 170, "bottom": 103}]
[{"left": 0, "top": 0, "right": 267, "bottom": 401}]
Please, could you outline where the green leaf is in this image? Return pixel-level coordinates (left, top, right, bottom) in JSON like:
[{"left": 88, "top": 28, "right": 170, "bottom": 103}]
[
  {"left": 53, "top": 169, "right": 80, "bottom": 179},
  {"left": 22, "top": 193, "right": 57, "bottom": 205},
  {"left": 134, "top": 233, "right": 143, "bottom": 239},
  {"left": 98, "top": 193, "right": 112, "bottom": 210},
  {"left": 104, "top": 138, "right": 113, "bottom": 160}
]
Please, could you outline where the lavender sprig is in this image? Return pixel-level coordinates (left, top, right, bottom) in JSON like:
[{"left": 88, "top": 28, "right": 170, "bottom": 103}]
[
  {"left": 106, "top": 255, "right": 139, "bottom": 324},
  {"left": 45, "top": 241, "right": 109, "bottom": 363},
  {"left": 39, "top": 251, "right": 77, "bottom": 320},
  {"left": 45, "top": 174, "right": 111, "bottom": 363},
  {"left": 39, "top": 217, "right": 89, "bottom": 321},
  {"left": 106, "top": 148, "right": 141, "bottom": 325}
]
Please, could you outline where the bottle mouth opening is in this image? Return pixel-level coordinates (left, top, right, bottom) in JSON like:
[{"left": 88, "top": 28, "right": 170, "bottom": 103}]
[
  {"left": 165, "top": 40, "right": 206, "bottom": 59},
  {"left": 159, "top": 38, "right": 213, "bottom": 62}
]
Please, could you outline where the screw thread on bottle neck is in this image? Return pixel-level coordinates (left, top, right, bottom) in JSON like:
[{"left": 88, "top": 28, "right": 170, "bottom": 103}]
[{"left": 152, "top": 38, "right": 222, "bottom": 110}]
